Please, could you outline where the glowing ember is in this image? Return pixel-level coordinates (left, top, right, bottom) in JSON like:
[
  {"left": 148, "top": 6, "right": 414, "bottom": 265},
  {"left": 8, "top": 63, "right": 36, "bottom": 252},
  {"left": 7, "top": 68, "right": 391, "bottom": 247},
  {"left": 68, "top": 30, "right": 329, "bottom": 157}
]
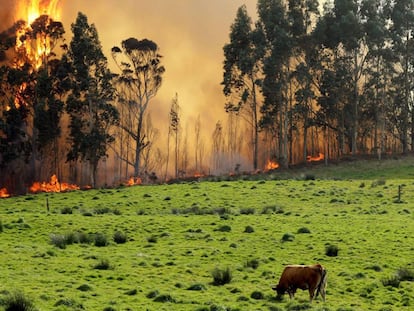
[
  {"left": 307, "top": 153, "right": 325, "bottom": 162},
  {"left": 0, "top": 188, "right": 10, "bottom": 198},
  {"left": 29, "top": 174, "right": 80, "bottom": 193},
  {"left": 14, "top": 0, "right": 63, "bottom": 69},
  {"left": 125, "top": 177, "right": 142, "bottom": 186},
  {"left": 265, "top": 160, "right": 279, "bottom": 171}
]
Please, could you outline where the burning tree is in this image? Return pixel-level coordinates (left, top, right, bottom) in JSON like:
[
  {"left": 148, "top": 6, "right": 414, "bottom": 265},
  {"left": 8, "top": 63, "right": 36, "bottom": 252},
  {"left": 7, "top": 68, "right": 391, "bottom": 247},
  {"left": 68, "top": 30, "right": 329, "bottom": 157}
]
[
  {"left": 111, "top": 37, "right": 165, "bottom": 178},
  {"left": 65, "top": 12, "right": 119, "bottom": 188},
  {"left": 0, "top": 1, "right": 66, "bottom": 194}
]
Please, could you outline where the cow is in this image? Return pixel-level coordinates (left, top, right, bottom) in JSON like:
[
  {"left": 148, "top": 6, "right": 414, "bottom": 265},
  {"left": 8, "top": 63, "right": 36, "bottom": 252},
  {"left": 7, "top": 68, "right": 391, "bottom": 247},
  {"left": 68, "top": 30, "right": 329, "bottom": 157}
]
[{"left": 272, "top": 264, "right": 327, "bottom": 302}]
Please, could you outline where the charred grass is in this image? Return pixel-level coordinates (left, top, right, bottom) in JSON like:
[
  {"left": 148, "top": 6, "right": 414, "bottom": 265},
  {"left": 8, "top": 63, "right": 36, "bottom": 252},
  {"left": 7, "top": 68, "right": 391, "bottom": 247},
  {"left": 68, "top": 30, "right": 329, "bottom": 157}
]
[{"left": 0, "top": 160, "right": 414, "bottom": 310}]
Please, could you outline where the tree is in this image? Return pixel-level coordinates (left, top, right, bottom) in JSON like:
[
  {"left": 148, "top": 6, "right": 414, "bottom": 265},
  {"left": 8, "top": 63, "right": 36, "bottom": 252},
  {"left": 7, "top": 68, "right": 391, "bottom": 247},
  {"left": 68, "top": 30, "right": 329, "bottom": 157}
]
[
  {"left": 257, "top": 0, "right": 292, "bottom": 168},
  {"left": 169, "top": 93, "right": 180, "bottom": 178},
  {"left": 66, "top": 12, "right": 119, "bottom": 187},
  {"left": 389, "top": 0, "right": 414, "bottom": 153},
  {"left": 222, "top": 5, "right": 264, "bottom": 170},
  {"left": 112, "top": 37, "right": 165, "bottom": 177}
]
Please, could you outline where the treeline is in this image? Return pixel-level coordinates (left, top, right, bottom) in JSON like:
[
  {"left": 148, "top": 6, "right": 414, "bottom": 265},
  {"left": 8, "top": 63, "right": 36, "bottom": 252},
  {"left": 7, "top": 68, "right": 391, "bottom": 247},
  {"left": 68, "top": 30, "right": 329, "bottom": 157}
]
[
  {"left": 222, "top": 0, "right": 414, "bottom": 169},
  {"left": 2, "top": 1, "right": 414, "bottom": 194}
]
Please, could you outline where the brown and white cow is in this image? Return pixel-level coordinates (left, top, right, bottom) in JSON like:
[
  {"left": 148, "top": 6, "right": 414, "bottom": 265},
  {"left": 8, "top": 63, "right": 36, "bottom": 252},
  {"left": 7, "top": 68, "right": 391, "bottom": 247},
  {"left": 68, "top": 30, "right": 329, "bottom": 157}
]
[{"left": 272, "top": 264, "right": 327, "bottom": 302}]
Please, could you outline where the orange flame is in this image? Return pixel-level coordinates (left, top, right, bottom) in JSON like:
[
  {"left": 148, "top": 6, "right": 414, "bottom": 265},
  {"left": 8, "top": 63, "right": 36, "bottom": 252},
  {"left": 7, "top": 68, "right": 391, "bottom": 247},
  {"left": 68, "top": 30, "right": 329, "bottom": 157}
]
[
  {"left": 0, "top": 188, "right": 10, "bottom": 198},
  {"left": 29, "top": 174, "right": 80, "bottom": 193},
  {"left": 125, "top": 177, "right": 142, "bottom": 186},
  {"left": 306, "top": 153, "right": 325, "bottom": 162},
  {"left": 15, "top": 0, "right": 63, "bottom": 69},
  {"left": 265, "top": 160, "right": 279, "bottom": 171}
]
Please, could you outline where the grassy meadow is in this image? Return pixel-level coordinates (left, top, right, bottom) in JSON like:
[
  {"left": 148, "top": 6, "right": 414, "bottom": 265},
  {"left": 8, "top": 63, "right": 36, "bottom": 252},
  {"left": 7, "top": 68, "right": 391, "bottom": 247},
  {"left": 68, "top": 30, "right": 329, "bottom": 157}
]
[{"left": 0, "top": 157, "right": 413, "bottom": 311}]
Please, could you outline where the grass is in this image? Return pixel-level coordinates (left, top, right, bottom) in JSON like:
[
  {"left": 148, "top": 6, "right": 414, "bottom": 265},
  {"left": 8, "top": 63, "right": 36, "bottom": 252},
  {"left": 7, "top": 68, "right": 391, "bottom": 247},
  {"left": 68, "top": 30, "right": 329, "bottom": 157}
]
[{"left": 0, "top": 157, "right": 413, "bottom": 310}]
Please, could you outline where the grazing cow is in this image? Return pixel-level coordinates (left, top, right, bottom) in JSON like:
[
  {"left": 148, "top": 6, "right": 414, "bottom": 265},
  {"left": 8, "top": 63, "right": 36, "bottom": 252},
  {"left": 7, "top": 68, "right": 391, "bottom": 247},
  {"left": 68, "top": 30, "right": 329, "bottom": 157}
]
[{"left": 272, "top": 264, "right": 327, "bottom": 302}]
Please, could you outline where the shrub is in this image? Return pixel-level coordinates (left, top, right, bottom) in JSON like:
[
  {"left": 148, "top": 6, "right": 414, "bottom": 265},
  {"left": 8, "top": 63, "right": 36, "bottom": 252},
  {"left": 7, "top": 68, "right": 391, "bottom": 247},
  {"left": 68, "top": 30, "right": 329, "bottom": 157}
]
[
  {"left": 113, "top": 231, "right": 127, "bottom": 244},
  {"left": 212, "top": 267, "right": 232, "bottom": 285},
  {"left": 244, "top": 225, "right": 254, "bottom": 233},
  {"left": 297, "top": 227, "right": 311, "bottom": 234},
  {"left": 94, "top": 207, "right": 111, "bottom": 215},
  {"left": 3, "top": 291, "right": 37, "bottom": 311},
  {"left": 50, "top": 234, "right": 67, "bottom": 249},
  {"left": 0, "top": 220, "right": 3, "bottom": 232},
  {"left": 250, "top": 291, "right": 264, "bottom": 299},
  {"left": 261, "top": 205, "right": 284, "bottom": 214},
  {"left": 77, "top": 284, "right": 92, "bottom": 292},
  {"left": 103, "top": 307, "right": 117, "bottom": 311},
  {"left": 146, "top": 290, "right": 159, "bottom": 299},
  {"left": 245, "top": 259, "right": 260, "bottom": 270},
  {"left": 281, "top": 233, "right": 295, "bottom": 242},
  {"left": 187, "top": 283, "right": 206, "bottom": 291},
  {"left": 94, "top": 233, "right": 109, "bottom": 247},
  {"left": 239, "top": 207, "right": 255, "bottom": 215},
  {"left": 60, "top": 206, "right": 72, "bottom": 214},
  {"left": 215, "top": 225, "right": 231, "bottom": 232},
  {"left": 94, "top": 258, "right": 112, "bottom": 270},
  {"left": 397, "top": 267, "right": 414, "bottom": 281},
  {"left": 147, "top": 235, "right": 157, "bottom": 243},
  {"left": 325, "top": 244, "right": 339, "bottom": 257},
  {"left": 153, "top": 294, "right": 175, "bottom": 303}
]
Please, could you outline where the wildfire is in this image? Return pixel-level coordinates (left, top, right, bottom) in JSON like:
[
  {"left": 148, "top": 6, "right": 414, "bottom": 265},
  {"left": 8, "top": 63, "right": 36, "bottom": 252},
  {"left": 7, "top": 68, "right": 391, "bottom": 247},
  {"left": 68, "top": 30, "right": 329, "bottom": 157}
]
[
  {"left": 14, "top": 0, "right": 63, "bottom": 69},
  {"left": 29, "top": 174, "right": 80, "bottom": 193},
  {"left": 125, "top": 177, "right": 142, "bottom": 186},
  {"left": 265, "top": 159, "right": 279, "bottom": 171},
  {"left": 0, "top": 188, "right": 10, "bottom": 198},
  {"left": 307, "top": 153, "right": 325, "bottom": 162}
]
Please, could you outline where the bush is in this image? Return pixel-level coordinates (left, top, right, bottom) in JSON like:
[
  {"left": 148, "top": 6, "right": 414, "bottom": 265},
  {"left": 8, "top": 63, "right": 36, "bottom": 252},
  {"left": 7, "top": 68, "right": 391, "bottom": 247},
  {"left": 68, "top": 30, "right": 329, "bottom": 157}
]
[
  {"left": 239, "top": 207, "right": 255, "bottom": 215},
  {"left": 281, "top": 233, "right": 295, "bottom": 242},
  {"left": 215, "top": 225, "right": 232, "bottom": 232},
  {"left": 94, "top": 258, "right": 112, "bottom": 270},
  {"left": 245, "top": 259, "right": 260, "bottom": 270},
  {"left": 397, "top": 267, "right": 414, "bottom": 281},
  {"left": 187, "top": 283, "right": 206, "bottom": 291},
  {"left": 147, "top": 235, "right": 157, "bottom": 243},
  {"left": 94, "top": 233, "right": 109, "bottom": 247},
  {"left": 113, "top": 231, "right": 127, "bottom": 244},
  {"left": 50, "top": 234, "right": 67, "bottom": 249},
  {"left": 60, "top": 206, "right": 73, "bottom": 214},
  {"left": 261, "top": 205, "right": 284, "bottom": 214},
  {"left": 244, "top": 225, "right": 254, "bottom": 233},
  {"left": 212, "top": 267, "right": 232, "bottom": 285},
  {"left": 325, "top": 244, "right": 339, "bottom": 257},
  {"left": 0, "top": 220, "right": 3, "bottom": 232},
  {"left": 153, "top": 294, "right": 175, "bottom": 303},
  {"left": 250, "top": 291, "right": 264, "bottom": 300},
  {"left": 3, "top": 291, "right": 37, "bottom": 311},
  {"left": 297, "top": 227, "right": 311, "bottom": 234}
]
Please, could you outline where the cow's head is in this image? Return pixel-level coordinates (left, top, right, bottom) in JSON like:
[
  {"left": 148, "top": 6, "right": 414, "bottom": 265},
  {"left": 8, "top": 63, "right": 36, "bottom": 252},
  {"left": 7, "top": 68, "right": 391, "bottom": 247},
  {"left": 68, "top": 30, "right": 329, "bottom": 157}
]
[{"left": 271, "top": 284, "right": 285, "bottom": 300}]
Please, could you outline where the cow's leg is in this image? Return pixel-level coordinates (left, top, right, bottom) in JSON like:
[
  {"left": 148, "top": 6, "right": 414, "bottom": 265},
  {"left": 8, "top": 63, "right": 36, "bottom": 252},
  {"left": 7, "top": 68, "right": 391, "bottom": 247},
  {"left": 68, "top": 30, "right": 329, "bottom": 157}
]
[
  {"left": 288, "top": 287, "right": 296, "bottom": 299},
  {"left": 309, "top": 286, "right": 316, "bottom": 302}
]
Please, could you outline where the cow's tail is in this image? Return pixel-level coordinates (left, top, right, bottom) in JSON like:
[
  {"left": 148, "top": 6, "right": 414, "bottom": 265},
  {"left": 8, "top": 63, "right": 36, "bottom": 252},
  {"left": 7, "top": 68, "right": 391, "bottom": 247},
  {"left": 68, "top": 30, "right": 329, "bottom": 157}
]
[{"left": 315, "top": 267, "right": 327, "bottom": 299}]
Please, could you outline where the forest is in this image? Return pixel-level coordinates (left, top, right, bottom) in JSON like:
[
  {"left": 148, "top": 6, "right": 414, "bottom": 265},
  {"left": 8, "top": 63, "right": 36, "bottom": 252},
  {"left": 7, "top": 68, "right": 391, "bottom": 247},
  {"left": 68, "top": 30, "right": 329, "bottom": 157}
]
[{"left": 1, "top": 0, "right": 414, "bottom": 195}]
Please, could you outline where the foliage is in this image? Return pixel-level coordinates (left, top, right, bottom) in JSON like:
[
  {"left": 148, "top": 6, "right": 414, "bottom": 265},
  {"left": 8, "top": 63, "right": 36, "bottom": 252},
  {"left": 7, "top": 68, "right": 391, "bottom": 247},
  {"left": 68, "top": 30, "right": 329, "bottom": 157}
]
[
  {"left": 2, "top": 291, "right": 37, "bottom": 311},
  {"left": 212, "top": 267, "right": 232, "bottom": 286}
]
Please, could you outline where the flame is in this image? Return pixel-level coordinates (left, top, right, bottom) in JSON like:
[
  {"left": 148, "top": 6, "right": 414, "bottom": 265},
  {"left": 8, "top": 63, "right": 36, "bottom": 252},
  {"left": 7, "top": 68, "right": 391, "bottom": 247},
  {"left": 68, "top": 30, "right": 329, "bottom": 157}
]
[
  {"left": 14, "top": 0, "right": 63, "bottom": 69},
  {"left": 29, "top": 174, "right": 80, "bottom": 193},
  {"left": 125, "top": 177, "right": 142, "bottom": 186},
  {"left": 306, "top": 153, "right": 325, "bottom": 162},
  {"left": 265, "top": 160, "right": 279, "bottom": 171},
  {"left": 0, "top": 188, "right": 10, "bottom": 198}
]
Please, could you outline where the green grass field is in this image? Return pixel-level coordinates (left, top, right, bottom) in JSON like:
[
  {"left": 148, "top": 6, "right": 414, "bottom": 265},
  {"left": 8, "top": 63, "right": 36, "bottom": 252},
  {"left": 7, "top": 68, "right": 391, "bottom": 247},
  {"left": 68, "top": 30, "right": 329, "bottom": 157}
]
[{"left": 0, "top": 157, "right": 413, "bottom": 310}]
